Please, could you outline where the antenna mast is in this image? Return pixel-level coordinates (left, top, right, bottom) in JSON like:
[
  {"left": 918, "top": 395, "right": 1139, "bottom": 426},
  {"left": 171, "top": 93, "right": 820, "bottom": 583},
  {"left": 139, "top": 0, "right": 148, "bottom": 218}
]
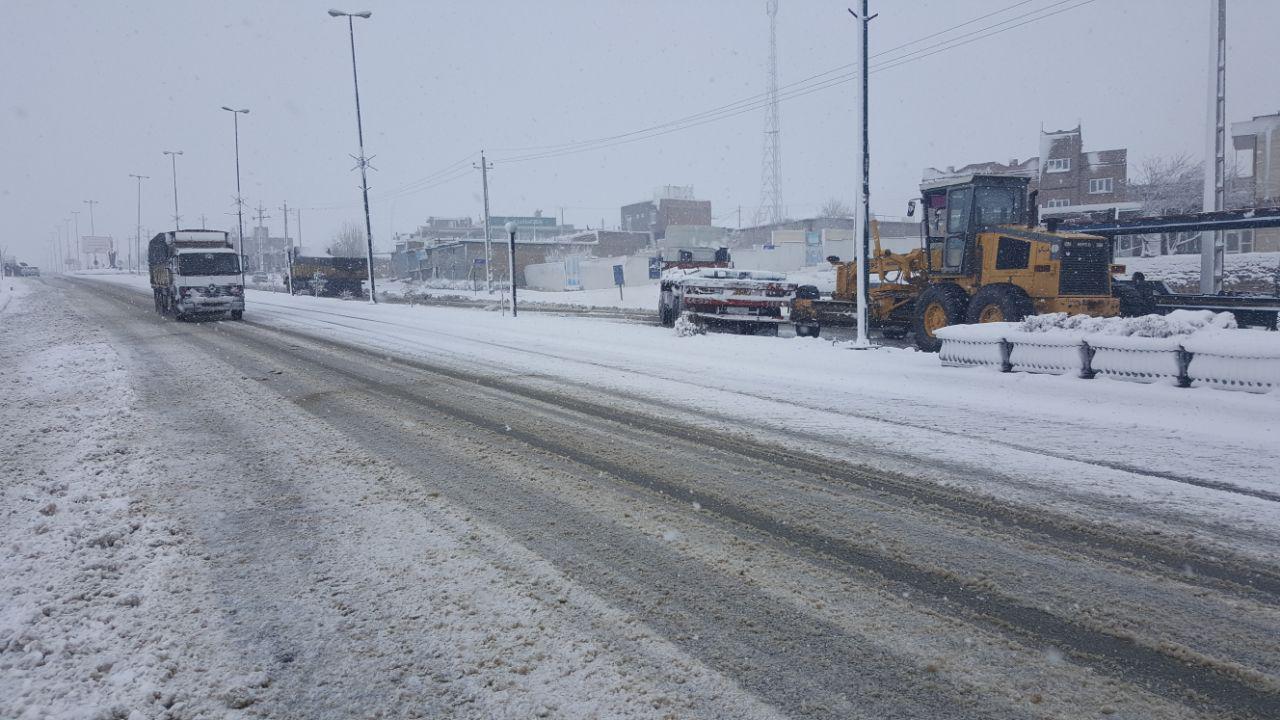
[{"left": 754, "top": 0, "right": 784, "bottom": 227}]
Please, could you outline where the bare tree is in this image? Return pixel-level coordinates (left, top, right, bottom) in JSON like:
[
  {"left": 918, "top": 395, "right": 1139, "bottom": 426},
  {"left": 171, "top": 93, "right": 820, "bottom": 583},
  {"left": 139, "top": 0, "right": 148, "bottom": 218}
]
[
  {"left": 819, "top": 197, "right": 853, "bottom": 218},
  {"left": 328, "top": 220, "right": 366, "bottom": 257},
  {"left": 1130, "top": 154, "right": 1202, "bottom": 256}
]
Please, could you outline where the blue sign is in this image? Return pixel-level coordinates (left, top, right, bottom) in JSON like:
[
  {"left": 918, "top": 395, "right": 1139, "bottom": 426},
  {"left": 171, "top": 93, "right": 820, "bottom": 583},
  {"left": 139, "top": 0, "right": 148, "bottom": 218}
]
[
  {"left": 473, "top": 258, "right": 486, "bottom": 265},
  {"left": 612, "top": 264, "right": 625, "bottom": 286},
  {"left": 648, "top": 256, "right": 661, "bottom": 280}
]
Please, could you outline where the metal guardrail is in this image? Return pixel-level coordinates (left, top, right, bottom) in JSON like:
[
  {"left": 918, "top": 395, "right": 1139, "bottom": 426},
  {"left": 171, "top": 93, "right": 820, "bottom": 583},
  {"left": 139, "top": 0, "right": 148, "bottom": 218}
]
[{"left": 939, "top": 331, "right": 1280, "bottom": 393}]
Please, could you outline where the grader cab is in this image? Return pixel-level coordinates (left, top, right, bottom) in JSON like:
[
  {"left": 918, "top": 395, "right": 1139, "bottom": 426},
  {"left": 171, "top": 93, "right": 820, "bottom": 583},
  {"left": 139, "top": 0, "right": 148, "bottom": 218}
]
[{"left": 816, "top": 174, "right": 1121, "bottom": 351}]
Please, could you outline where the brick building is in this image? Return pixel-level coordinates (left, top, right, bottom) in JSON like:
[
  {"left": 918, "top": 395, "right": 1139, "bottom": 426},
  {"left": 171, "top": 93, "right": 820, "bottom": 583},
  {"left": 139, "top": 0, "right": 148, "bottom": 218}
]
[
  {"left": 621, "top": 185, "right": 712, "bottom": 239},
  {"left": 923, "top": 125, "right": 1137, "bottom": 220}
]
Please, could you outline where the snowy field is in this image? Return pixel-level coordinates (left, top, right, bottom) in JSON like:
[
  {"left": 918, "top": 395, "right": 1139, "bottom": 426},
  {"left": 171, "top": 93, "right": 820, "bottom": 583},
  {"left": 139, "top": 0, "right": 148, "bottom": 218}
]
[
  {"left": 1125, "top": 251, "right": 1280, "bottom": 292},
  {"left": 82, "top": 272, "right": 1280, "bottom": 562}
]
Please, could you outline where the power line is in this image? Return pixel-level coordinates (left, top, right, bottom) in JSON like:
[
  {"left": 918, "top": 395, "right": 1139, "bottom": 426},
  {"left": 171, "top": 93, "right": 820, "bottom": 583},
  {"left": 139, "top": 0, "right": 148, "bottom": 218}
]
[
  {"left": 302, "top": 0, "right": 1096, "bottom": 210},
  {"left": 487, "top": 0, "right": 1069, "bottom": 160},
  {"left": 488, "top": 0, "right": 1094, "bottom": 166}
]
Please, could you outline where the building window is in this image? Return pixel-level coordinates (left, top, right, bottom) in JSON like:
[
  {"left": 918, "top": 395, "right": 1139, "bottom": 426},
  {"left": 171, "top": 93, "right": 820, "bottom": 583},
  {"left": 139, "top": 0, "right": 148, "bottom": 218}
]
[
  {"left": 1088, "top": 177, "right": 1114, "bottom": 194},
  {"left": 1045, "top": 157, "right": 1071, "bottom": 173},
  {"left": 1045, "top": 198, "right": 1071, "bottom": 208},
  {"left": 1225, "top": 229, "right": 1254, "bottom": 254}
]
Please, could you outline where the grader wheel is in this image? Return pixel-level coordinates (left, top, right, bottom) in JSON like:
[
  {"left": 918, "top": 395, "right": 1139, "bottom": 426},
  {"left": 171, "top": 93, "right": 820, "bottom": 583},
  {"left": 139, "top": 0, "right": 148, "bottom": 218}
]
[{"left": 911, "top": 284, "right": 968, "bottom": 352}]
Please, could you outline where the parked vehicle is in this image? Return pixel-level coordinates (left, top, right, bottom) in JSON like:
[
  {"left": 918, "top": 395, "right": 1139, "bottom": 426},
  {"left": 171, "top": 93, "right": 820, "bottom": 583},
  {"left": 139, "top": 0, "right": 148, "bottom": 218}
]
[
  {"left": 659, "top": 267, "right": 796, "bottom": 336},
  {"left": 148, "top": 230, "right": 244, "bottom": 321},
  {"left": 288, "top": 254, "right": 367, "bottom": 297}
]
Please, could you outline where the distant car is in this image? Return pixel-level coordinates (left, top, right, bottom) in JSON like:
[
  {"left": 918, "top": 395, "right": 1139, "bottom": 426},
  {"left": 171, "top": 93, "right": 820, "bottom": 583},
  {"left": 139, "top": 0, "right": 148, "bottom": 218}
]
[
  {"left": 252, "top": 272, "right": 269, "bottom": 284},
  {"left": 20, "top": 266, "right": 40, "bottom": 277}
]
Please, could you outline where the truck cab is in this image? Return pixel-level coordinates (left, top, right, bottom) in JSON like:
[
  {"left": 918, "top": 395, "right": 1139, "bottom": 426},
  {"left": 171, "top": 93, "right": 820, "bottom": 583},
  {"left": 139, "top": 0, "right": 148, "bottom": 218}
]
[{"left": 149, "top": 230, "right": 245, "bottom": 320}]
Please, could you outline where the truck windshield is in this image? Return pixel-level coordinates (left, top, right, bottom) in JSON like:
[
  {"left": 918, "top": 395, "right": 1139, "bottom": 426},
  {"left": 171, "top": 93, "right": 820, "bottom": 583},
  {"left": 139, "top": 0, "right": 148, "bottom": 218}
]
[{"left": 177, "top": 252, "right": 240, "bottom": 276}]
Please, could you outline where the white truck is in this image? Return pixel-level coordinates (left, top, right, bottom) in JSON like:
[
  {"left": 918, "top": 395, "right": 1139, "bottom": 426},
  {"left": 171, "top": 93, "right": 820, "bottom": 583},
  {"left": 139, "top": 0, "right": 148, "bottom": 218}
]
[
  {"left": 148, "top": 230, "right": 245, "bottom": 321},
  {"left": 658, "top": 267, "right": 797, "bottom": 336}
]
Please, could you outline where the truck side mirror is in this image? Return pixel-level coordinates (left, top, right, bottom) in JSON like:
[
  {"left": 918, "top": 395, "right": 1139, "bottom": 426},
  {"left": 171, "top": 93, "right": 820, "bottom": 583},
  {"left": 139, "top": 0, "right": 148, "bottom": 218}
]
[
  {"left": 826, "top": 255, "right": 841, "bottom": 265},
  {"left": 906, "top": 199, "right": 917, "bottom": 218}
]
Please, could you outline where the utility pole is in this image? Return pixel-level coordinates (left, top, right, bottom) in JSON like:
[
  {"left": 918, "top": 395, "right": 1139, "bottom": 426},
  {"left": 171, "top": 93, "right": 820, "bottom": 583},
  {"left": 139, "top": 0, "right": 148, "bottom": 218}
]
[
  {"left": 279, "top": 201, "right": 292, "bottom": 290},
  {"left": 850, "top": 1, "right": 876, "bottom": 348},
  {"left": 296, "top": 208, "right": 303, "bottom": 249},
  {"left": 71, "top": 211, "right": 80, "bottom": 270},
  {"left": 163, "top": 150, "right": 183, "bottom": 230},
  {"left": 1201, "top": 0, "right": 1226, "bottom": 295},
  {"left": 62, "top": 218, "right": 71, "bottom": 272},
  {"left": 475, "top": 151, "right": 495, "bottom": 292},
  {"left": 130, "top": 174, "right": 149, "bottom": 274},
  {"left": 83, "top": 200, "right": 99, "bottom": 267},
  {"left": 253, "top": 202, "right": 271, "bottom": 273},
  {"left": 199, "top": 213, "right": 208, "bottom": 229}
]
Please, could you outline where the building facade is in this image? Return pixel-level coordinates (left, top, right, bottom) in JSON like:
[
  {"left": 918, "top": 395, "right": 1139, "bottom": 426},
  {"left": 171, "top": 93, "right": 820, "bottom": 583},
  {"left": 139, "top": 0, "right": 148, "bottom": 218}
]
[
  {"left": 621, "top": 186, "right": 712, "bottom": 239},
  {"left": 1231, "top": 111, "right": 1280, "bottom": 253}
]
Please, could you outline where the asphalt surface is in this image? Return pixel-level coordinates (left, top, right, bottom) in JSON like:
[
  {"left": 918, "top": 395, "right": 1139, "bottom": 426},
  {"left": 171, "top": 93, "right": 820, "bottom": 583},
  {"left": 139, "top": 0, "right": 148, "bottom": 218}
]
[{"left": 49, "top": 277, "right": 1280, "bottom": 718}]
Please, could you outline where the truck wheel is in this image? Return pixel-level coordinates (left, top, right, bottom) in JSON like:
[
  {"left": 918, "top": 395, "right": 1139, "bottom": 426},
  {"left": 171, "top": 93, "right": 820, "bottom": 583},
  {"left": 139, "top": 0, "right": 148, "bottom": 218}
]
[
  {"left": 231, "top": 310, "right": 243, "bottom": 321},
  {"left": 912, "top": 283, "right": 968, "bottom": 352},
  {"left": 965, "top": 283, "right": 1034, "bottom": 325}
]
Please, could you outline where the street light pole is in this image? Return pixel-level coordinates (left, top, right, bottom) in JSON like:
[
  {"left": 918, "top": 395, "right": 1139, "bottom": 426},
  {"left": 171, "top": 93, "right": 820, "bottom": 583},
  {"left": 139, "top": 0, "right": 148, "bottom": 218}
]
[
  {"left": 329, "top": 9, "right": 378, "bottom": 304},
  {"left": 71, "top": 211, "right": 80, "bottom": 270},
  {"left": 130, "top": 174, "right": 149, "bottom": 273},
  {"left": 83, "top": 200, "right": 100, "bottom": 267},
  {"left": 221, "top": 107, "right": 250, "bottom": 289},
  {"left": 849, "top": 2, "right": 876, "bottom": 349},
  {"left": 163, "top": 150, "right": 183, "bottom": 230},
  {"left": 504, "top": 221, "right": 518, "bottom": 317}
]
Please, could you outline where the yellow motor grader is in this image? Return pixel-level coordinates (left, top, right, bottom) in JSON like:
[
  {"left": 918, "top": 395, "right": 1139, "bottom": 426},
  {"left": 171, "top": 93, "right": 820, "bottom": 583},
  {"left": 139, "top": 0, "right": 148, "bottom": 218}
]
[{"left": 798, "top": 174, "right": 1123, "bottom": 351}]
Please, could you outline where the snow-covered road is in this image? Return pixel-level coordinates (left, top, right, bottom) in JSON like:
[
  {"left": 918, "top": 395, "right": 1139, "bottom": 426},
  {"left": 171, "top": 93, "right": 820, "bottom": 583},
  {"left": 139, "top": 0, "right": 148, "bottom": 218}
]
[{"left": 4, "top": 274, "right": 1280, "bottom": 718}]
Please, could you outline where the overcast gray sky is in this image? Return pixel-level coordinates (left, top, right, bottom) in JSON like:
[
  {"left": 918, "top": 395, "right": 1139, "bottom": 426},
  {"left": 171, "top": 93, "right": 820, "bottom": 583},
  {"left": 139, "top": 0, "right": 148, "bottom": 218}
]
[{"left": 4, "top": 0, "right": 1277, "bottom": 265}]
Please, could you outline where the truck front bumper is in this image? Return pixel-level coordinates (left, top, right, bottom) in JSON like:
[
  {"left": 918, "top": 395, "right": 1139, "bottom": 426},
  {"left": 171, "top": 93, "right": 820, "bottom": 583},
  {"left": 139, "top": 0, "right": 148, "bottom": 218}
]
[{"left": 177, "top": 296, "right": 244, "bottom": 314}]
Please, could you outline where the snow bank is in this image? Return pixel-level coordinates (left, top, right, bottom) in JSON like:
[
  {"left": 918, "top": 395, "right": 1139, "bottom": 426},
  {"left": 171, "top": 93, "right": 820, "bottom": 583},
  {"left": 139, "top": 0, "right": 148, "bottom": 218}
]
[{"left": 937, "top": 311, "right": 1280, "bottom": 391}]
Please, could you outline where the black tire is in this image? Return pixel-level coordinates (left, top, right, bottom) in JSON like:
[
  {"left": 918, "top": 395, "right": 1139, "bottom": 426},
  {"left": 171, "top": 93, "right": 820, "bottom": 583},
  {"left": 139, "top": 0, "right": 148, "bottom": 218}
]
[
  {"left": 912, "top": 283, "right": 968, "bottom": 352},
  {"left": 231, "top": 310, "right": 243, "bottom": 321},
  {"left": 965, "top": 283, "right": 1034, "bottom": 325}
]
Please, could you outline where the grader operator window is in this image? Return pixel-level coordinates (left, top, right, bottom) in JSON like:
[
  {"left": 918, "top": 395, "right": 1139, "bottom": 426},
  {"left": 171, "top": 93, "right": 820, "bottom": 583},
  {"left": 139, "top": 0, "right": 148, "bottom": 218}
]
[{"left": 973, "top": 186, "right": 1025, "bottom": 226}]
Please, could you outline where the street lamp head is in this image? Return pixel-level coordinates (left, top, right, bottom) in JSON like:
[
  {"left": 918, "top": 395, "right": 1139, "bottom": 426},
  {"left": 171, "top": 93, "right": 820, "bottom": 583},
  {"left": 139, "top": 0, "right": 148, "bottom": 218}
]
[
  {"left": 353, "top": 10, "right": 371, "bottom": 18},
  {"left": 328, "top": 9, "right": 346, "bottom": 16},
  {"left": 504, "top": 221, "right": 517, "bottom": 235},
  {"left": 221, "top": 106, "right": 249, "bottom": 114}
]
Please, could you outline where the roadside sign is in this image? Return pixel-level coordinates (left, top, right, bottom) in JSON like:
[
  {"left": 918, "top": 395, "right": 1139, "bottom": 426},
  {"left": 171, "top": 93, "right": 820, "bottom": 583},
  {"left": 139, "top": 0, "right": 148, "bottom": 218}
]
[
  {"left": 473, "top": 258, "right": 486, "bottom": 265},
  {"left": 81, "top": 236, "right": 112, "bottom": 253},
  {"left": 613, "top": 264, "right": 625, "bottom": 300},
  {"left": 648, "top": 256, "right": 661, "bottom": 279}
]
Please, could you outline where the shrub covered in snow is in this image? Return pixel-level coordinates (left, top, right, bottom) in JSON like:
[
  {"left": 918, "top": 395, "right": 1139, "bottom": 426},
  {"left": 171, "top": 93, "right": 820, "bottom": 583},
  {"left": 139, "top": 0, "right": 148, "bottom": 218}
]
[
  {"left": 1019, "top": 310, "right": 1237, "bottom": 338},
  {"left": 673, "top": 312, "right": 707, "bottom": 337}
]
